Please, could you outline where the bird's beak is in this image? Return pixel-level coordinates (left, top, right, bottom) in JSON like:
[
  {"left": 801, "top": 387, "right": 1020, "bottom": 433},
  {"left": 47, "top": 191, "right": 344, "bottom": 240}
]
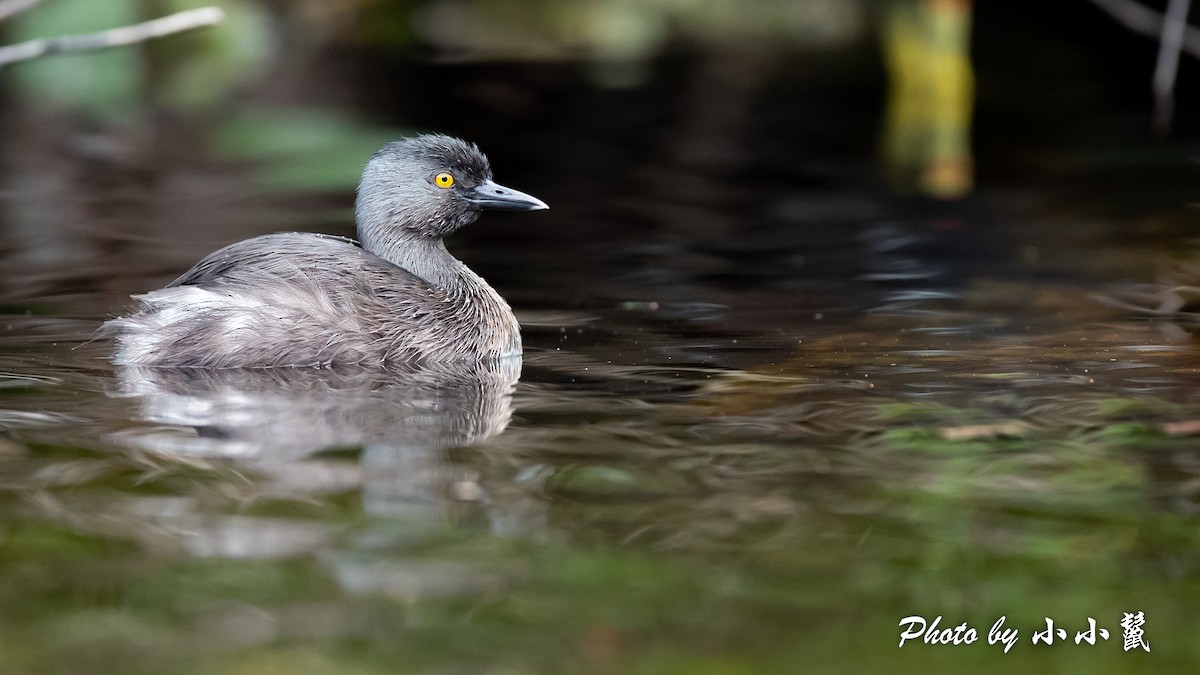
[{"left": 468, "top": 179, "right": 549, "bottom": 211}]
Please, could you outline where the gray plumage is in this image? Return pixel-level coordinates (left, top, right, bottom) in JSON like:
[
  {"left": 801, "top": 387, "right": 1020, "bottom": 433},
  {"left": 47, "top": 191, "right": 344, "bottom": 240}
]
[{"left": 106, "top": 134, "right": 548, "bottom": 368}]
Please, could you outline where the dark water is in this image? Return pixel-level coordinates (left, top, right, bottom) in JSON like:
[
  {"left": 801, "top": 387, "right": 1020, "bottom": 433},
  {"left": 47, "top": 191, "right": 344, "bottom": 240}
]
[{"left": 3, "top": 39, "right": 1200, "bottom": 675}]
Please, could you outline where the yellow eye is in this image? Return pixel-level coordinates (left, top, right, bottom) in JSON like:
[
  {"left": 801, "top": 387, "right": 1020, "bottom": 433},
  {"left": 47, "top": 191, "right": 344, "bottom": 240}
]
[{"left": 434, "top": 172, "right": 455, "bottom": 188}]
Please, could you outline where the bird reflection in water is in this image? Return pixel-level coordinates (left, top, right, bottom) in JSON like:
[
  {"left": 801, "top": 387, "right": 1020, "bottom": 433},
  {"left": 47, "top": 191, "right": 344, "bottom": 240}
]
[{"left": 107, "top": 357, "right": 523, "bottom": 544}]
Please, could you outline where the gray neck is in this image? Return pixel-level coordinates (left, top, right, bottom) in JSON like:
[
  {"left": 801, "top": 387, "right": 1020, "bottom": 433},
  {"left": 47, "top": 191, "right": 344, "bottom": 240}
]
[{"left": 369, "top": 237, "right": 486, "bottom": 299}]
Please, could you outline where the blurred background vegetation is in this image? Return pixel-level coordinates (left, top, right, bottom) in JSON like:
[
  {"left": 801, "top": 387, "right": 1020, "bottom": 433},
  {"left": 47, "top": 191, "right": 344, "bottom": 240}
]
[{"left": 2, "top": 0, "right": 1197, "bottom": 282}]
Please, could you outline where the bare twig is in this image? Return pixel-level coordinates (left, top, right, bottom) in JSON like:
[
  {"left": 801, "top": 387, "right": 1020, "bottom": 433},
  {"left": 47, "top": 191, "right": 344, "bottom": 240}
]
[
  {"left": 0, "top": 0, "right": 44, "bottom": 23},
  {"left": 0, "top": 6, "right": 225, "bottom": 68},
  {"left": 1153, "top": 0, "right": 1192, "bottom": 134},
  {"left": 1086, "top": 0, "right": 1200, "bottom": 59}
]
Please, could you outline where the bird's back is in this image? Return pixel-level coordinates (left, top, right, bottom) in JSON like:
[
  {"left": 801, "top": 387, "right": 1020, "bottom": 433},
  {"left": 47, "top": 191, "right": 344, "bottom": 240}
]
[{"left": 106, "top": 232, "right": 515, "bottom": 368}]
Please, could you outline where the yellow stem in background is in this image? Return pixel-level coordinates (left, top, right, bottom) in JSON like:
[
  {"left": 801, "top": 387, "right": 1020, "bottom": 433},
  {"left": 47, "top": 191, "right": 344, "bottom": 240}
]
[{"left": 881, "top": 0, "right": 974, "bottom": 199}]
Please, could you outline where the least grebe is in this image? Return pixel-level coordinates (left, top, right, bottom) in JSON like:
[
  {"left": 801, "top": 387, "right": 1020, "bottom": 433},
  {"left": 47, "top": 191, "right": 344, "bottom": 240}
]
[{"left": 107, "top": 134, "right": 547, "bottom": 368}]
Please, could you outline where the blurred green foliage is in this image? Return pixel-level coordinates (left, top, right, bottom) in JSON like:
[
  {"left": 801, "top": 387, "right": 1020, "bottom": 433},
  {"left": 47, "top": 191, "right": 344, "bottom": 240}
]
[
  {"left": 9, "top": 0, "right": 141, "bottom": 114},
  {"left": 8, "top": 0, "right": 270, "bottom": 116},
  {"left": 213, "top": 108, "right": 406, "bottom": 192}
]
